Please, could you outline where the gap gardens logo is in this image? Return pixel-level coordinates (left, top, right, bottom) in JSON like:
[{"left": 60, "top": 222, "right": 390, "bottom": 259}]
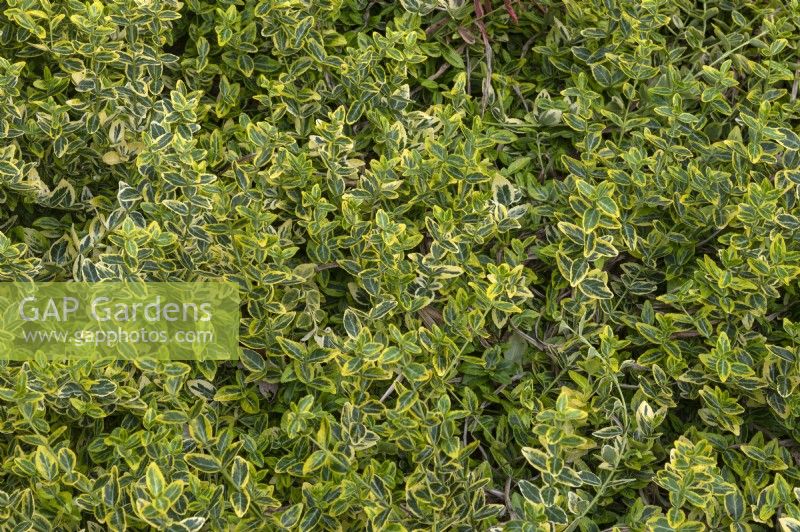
[{"left": 0, "top": 282, "right": 239, "bottom": 360}]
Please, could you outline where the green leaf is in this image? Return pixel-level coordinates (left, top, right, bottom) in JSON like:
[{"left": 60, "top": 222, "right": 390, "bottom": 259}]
[
  {"left": 440, "top": 45, "right": 465, "bottom": 69},
  {"left": 302, "top": 450, "right": 327, "bottom": 474},
  {"left": 578, "top": 270, "right": 613, "bottom": 299},
  {"left": 185, "top": 453, "right": 222, "bottom": 473},
  {"left": 556, "top": 253, "right": 589, "bottom": 287},
  {"left": 34, "top": 447, "right": 58, "bottom": 482},
  {"left": 280, "top": 503, "right": 304, "bottom": 528},
  {"left": 145, "top": 462, "right": 165, "bottom": 496},
  {"left": 230, "top": 490, "right": 250, "bottom": 518},
  {"left": 369, "top": 299, "right": 397, "bottom": 320},
  {"left": 162, "top": 199, "right": 189, "bottom": 216},
  {"left": 582, "top": 208, "right": 600, "bottom": 232},
  {"left": 230, "top": 457, "right": 250, "bottom": 489},
  {"left": 343, "top": 308, "right": 362, "bottom": 339},
  {"left": 277, "top": 337, "right": 306, "bottom": 360},
  {"left": 636, "top": 323, "right": 662, "bottom": 344}
]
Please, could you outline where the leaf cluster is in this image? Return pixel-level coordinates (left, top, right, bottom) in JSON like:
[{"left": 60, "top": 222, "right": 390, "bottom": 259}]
[{"left": 1, "top": 0, "right": 800, "bottom": 530}]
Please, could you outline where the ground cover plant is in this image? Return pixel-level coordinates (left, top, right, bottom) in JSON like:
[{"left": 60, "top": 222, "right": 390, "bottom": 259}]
[{"left": 1, "top": 0, "right": 800, "bottom": 530}]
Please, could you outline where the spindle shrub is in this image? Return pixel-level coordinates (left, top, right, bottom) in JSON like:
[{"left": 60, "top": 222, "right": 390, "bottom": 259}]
[{"left": 1, "top": 0, "right": 800, "bottom": 530}]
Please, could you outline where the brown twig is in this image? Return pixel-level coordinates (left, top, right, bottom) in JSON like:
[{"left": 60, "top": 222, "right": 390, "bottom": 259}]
[
  {"left": 418, "top": 305, "right": 443, "bottom": 329},
  {"left": 473, "top": 0, "right": 494, "bottom": 114},
  {"left": 361, "top": 1, "right": 376, "bottom": 31},
  {"left": 314, "top": 262, "right": 339, "bottom": 272},
  {"left": 380, "top": 374, "right": 403, "bottom": 403},
  {"left": 216, "top": 152, "right": 256, "bottom": 174},
  {"left": 430, "top": 44, "right": 468, "bottom": 82},
  {"left": 426, "top": 18, "right": 449, "bottom": 38},
  {"left": 670, "top": 330, "right": 703, "bottom": 339},
  {"left": 503, "top": 0, "right": 519, "bottom": 23},
  {"left": 766, "top": 301, "right": 800, "bottom": 321},
  {"left": 622, "top": 362, "right": 650, "bottom": 372},
  {"left": 503, "top": 476, "right": 515, "bottom": 517}
]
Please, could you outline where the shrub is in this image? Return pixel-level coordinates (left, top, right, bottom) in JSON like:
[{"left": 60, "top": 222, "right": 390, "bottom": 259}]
[{"left": 1, "top": 0, "right": 800, "bottom": 530}]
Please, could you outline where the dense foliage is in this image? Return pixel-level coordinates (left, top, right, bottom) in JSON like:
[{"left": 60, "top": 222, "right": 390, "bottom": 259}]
[{"left": 1, "top": 0, "right": 800, "bottom": 529}]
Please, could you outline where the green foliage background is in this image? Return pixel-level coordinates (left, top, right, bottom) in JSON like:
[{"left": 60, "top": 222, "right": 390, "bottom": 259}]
[{"left": 1, "top": 0, "right": 800, "bottom": 530}]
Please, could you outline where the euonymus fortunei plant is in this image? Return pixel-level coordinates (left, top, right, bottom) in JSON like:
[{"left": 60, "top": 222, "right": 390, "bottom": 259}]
[{"left": 1, "top": 0, "right": 800, "bottom": 530}]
